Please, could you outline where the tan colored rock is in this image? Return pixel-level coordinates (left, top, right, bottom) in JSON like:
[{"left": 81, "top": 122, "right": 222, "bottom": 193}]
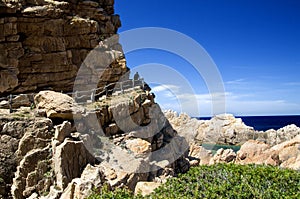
[
  {"left": 188, "top": 143, "right": 212, "bottom": 166},
  {"left": 28, "top": 192, "right": 38, "bottom": 199},
  {"left": 34, "top": 91, "right": 84, "bottom": 120},
  {"left": 237, "top": 140, "right": 270, "bottom": 163},
  {"left": 0, "top": 117, "right": 54, "bottom": 199},
  {"left": 210, "top": 148, "right": 236, "bottom": 164},
  {"left": 16, "top": 118, "right": 53, "bottom": 157},
  {"left": 134, "top": 182, "right": 161, "bottom": 196},
  {"left": 11, "top": 94, "right": 32, "bottom": 108},
  {"left": 267, "top": 124, "right": 300, "bottom": 146},
  {"left": 0, "top": 0, "right": 127, "bottom": 95},
  {"left": 0, "top": 134, "right": 18, "bottom": 197},
  {"left": 41, "top": 185, "right": 62, "bottom": 199},
  {"left": 60, "top": 181, "right": 76, "bottom": 199},
  {"left": 61, "top": 164, "right": 104, "bottom": 199},
  {"left": 11, "top": 147, "right": 51, "bottom": 199},
  {"left": 125, "top": 138, "right": 151, "bottom": 156},
  {"left": 93, "top": 142, "right": 150, "bottom": 190},
  {"left": 105, "top": 123, "right": 120, "bottom": 136},
  {"left": 236, "top": 135, "right": 300, "bottom": 169},
  {"left": 98, "top": 161, "right": 129, "bottom": 187},
  {"left": 164, "top": 111, "right": 200, "bottom": 144},
  {"left": 281, "top": 156, "right": 300, "bottom": 170},
  {"left": 53, "top": 139, "right": 95, "bottom": 190},
  {"left": 165, "top": 111, "right": 300, "bottom": 146},
  {"left": 271, "top": 134, "right": 300, "bottom": 169},
  {"left": 54, "top": 121, "right": 72, "bottom": 143}
]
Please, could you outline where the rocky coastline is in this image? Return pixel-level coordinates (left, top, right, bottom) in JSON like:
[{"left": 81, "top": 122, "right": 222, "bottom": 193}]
[
  {"left": 0, "top": 0, "right": 299, "bottom": 198},
  {"left": 164, "top": 110, "right": 300, "bottom": 171},
  {"left": 1, "top": 95, "right": 299, "bottom": 198},
  {"left": 164, "top": 110, "right": 300, "bottom": 146}
]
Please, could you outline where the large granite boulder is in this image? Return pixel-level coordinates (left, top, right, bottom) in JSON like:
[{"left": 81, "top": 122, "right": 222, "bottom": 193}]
[{"left": 34, "top": 90, "right": 84, "bottom": 120}]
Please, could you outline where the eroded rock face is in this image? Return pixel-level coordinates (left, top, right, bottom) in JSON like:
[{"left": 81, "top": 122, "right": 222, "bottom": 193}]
[
  {"left": 165, "top": 111, "right": 255, "bottom": 145},
  {"left": 60, "top": 164, "right": 104, "bottom": 199},
  {"left": 264, "top": 124, "right": 300, "bottom": 146},
  {"left": 165, "top": 110, "right": 300, "bottom": 146},
  {"left": 50, "top": 89, "right": 190, "bottom": 197},
  {"left": 1, "top": 89, "right": 191, "bottom": 198},
  {"left": 12, "top": 147, "right": 52, "bottom": 199},
  {"left": 53, "top": 139, "right": 95, "bottom": 190},
  {"left": 2, "top": 91, "right": 300, "bottom": 198},
  {"left": 236, "top": 135, "right": 300, "bottom": 170},
  {"left": 0, "top": 0, "right": 128, "bottom": 95},
  {"left": 0, "top": 117, "right": 54, "bottom": 199},
  {"left": 164, "top": 111, "right": 200, "bottom": 145}
]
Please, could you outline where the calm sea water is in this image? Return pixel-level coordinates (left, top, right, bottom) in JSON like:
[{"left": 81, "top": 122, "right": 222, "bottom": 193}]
[{"left": 197, "top": 115, "right": 300, "bottom": 131}]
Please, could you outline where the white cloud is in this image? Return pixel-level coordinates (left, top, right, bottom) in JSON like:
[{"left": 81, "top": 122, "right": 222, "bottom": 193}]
[
  {"left": 152, "top": 84, "right": 300, "bottom": 117},
  {"left": 151, "top": 84, "right": 180, "bottom": 93},
  {"left": 225, "top": 78, "right": 247, "bottom": 85}
]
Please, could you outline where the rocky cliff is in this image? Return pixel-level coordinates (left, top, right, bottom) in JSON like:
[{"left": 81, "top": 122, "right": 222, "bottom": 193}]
[
  {"left": 1, "top": 0, "right": 299, "bottom": 198},
  {"left": 0, "top": 90, "right": 190, "bottom": 199},
  {"left": 0, "top": 0, "right": 128, "bottom": 95}
]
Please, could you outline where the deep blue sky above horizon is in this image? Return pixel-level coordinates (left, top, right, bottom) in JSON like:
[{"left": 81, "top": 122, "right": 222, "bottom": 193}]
[{"left": 115, "top": 0, "right": 300, "bottom": 116}]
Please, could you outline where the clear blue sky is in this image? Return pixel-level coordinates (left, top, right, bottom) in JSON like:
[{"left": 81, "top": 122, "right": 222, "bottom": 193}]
[{"left": 115, "top": 0, "right": 300, "bottom": 116}]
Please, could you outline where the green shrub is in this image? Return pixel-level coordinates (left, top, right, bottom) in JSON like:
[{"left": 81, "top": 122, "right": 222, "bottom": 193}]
[
  {"left": 88, "top": 164, "right": 300, "bottom": 199},
  {"left": 87, "top": 184, "right": 134, "bottom": 199},
  {"left": 149, "top": 164, "right": 300, "bottom": 199}
]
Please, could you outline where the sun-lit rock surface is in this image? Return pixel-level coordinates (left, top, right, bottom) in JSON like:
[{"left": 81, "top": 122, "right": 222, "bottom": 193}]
[
  {"left": 0, "top": 0, "right": 128, "bottom": 95},
  {"left": 164, "top": 110, "right": 300, "bottom": 146}
]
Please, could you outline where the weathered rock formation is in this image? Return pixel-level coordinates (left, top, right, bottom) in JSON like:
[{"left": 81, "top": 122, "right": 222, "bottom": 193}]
[
  {"left": 236, "top": 135, "right": 300, "bottom": 170},
  {"left": 165, "top": 110, "right": 300, "bottom": 171},
  {"left": 165, "top": 110, "right": 300, "bottom": 146},
  {"left": 0, "top": 89, "right": 190, "bottom": 198},
  {"left": 1, "top": 98, "right": 299, "bottom": 198},
  {"left": 165, "top": 111, "right": 256, "bottom": 145},
  {"left": 0, "top": 0, "right": 128, "bottom": 95},
  {"left": 187, "top": 135, "right": 300, "bottom": 171},
  {"left": 0, "top": 116, "right": 54, "bottom": 198},
  {"left": 1, "top": 0, "right": 299, "bottom": 197}
]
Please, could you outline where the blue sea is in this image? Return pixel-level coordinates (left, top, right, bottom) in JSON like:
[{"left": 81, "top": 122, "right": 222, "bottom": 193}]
[{"left": 197, "top": 115, "right": 300, "bottom": 131}]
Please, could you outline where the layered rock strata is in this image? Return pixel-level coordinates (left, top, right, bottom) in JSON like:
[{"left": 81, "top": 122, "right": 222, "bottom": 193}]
[{"left": 0, "top": 0, "right": 128, "bottom": 95}]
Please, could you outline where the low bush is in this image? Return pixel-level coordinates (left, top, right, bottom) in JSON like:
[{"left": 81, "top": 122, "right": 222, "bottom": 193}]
[{"left": 88, "top": 164, "right": 300, "bottom": 199}]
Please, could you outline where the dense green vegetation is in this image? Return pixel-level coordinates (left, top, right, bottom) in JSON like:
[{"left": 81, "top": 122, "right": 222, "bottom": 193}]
[{"left": 88, "top": 164, "right": 300, "bottom": 199}]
